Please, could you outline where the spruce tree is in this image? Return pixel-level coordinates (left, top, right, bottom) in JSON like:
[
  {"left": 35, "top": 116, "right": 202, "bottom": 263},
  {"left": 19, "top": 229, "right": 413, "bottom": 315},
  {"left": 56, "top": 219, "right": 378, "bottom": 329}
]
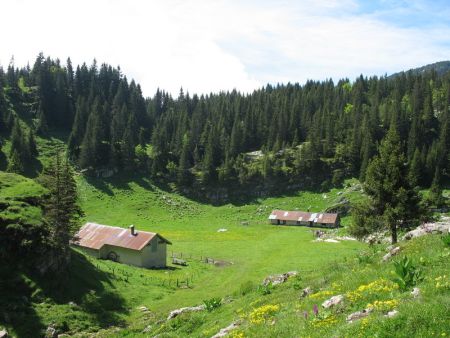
[
  {"left": 354, "top": 124, "right": 423, "bottom": 244},
  {"left": 38, "top": 153, "right": 82, "bottom": 263}
]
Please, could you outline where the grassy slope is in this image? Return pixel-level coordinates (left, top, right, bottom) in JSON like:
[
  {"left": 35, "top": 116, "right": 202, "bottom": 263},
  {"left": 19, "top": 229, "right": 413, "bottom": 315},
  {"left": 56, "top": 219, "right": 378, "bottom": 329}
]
[
  {"left": 0, "top": 171, "right": 47, "bottom": 225},
  {"left": 77, "top": 175, "right": 364, "bottom": 311},
  {"left": 140, "top": 235, "right": 448, "bottom": 338},
  {"left": 1, "top": 174, "right": 365, "bottom": 337}
]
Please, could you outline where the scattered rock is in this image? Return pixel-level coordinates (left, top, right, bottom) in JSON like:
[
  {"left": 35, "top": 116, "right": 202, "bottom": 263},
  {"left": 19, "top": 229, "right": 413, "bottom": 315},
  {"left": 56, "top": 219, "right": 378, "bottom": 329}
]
[
  {"left": 57, "top": 335, "right": 70, "bottom": 338},
  {"left": 324, "top": 239, "right": 340, "bottom": 243},
  {"left": 382, "top": 246, "right": 400, "bottom": 262},
  {"left": 167, "top": 304, "right": 206, "bottom": 320},
  {"left": 211, "top": 321, "right": 240, "bottom": 338},
  {"left": 301, "top": 287, "right": 312, "bottom": 298},
  {"left": 262, "top": 271, "right": 298, "bottom": 286},
  {"left": 217, "top": 228, "right": 228, "bottom": 232},
  {"left": 411, "top": 287, "right": 420, "bottom": 298},
  {"left": 403, "top": 218, "right": 450, "bottom": 240},
  {"left": 138, "top": 306, "right": 149, "bottom": 312},
  {"left": 45, "top": 325, "right": 57, "bottom": 338},
  {"left": 322, "top": 295, "right": 344, "bottom": 309},
  {"left": 68, "top": 301, "right": 78, "bottom": 308},
  {"left": 346, "top": 308, "right": 372, "bottom": 323},
  {"left": 403, "top": 228, "right": 428, "bottom": 240},
  {"left": 335, "top": 236, "right": 357, "bottom": 241},
  {"left": 0, "top": 329, "right": 8, "bottom": 338},
  {"left": 142, "top": 325, "right": 152, "bottom": 333},
  {"left": 385, "top": 310, "right": 399, "bottom": 318},
  {"left": 365, "top": 231, "right": 390, "bottom": 244}
]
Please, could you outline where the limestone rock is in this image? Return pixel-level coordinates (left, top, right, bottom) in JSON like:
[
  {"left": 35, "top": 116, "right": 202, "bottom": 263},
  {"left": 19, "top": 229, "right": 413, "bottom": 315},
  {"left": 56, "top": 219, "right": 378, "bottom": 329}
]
[
  {"left": 382, "top": 246, "right": 400, "bottom": 262},
  {"left": 45, "top": 326, "right": 57, "bottom": 338},
  {"left": 167, "top": 304, "right": 206, "bottom": 320},
  {"left": 143, "top": 325, "right": 152, "bottom": 333},
  {"left": 322, "top": 295, "right": 344, "bottom": 309},
  {"left": 301, "top": 287, "right": 312, "bottom": 298},
  {"left": 211, "top": 321, "right": 240, "bottom": 338},
  {"left": 385, "top": 310, "right": 399, "bottom": 318},
  {"left": 346, "top": 308, "right": 372, "bottom": 323},
  {"left": 262, "top": 271, "right": 298, "bottom": 286},
  {"left": 0, "top": 329, "right": 8, "bottom": 338},
  {"left": 411, "top": 287, "right": 420, "bottom": 298},
  {"left": 403, "top": 218, "right": 450, "bottom": 240},
  {"left": 138, "top": 306, "right": 149, "bottom": 312}
]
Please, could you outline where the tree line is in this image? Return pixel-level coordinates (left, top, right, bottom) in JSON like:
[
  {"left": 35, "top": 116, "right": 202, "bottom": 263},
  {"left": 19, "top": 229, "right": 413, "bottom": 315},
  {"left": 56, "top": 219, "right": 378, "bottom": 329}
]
[{"left": 0, "top": 54, "right": 449, "bottom": 194}]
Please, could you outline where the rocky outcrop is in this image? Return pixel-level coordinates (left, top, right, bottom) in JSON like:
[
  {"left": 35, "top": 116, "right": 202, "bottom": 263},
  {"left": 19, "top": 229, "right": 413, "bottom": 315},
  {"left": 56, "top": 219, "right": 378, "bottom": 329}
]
[
  {"left": 346, "top": 308, "right": 372, "bottom": 323},
  {"left": 167, "top": 304, "right": 206, "bottom": 320},
  {"left": 382, "top": 246, "right": 400, "bottom": 262},
  {"left": 262, "top": 271, "right": 298, "bottom": 286},
  {"left": 385, "top": 310, "right": 399, "bottom": 318},
  {"left": 45, "top": 325, "right": 57, "bottom": 338},
  {"left": 411, "top": 287, "right": 420, "bottom": 298},
  {"left": 403, "top": 218, "right": 450, "bottom": 240},
  {"left": 210, "top": 321, "right": 240, "bottom": 338},
  {"left": 322, "top": 295, "right": 344, "bottom": 309},
  {"left": 0, "top": 329, "right": 8, "bottom": 338},
  {"left": 301, "top": 287, "right": 312, "bottom": 298}
]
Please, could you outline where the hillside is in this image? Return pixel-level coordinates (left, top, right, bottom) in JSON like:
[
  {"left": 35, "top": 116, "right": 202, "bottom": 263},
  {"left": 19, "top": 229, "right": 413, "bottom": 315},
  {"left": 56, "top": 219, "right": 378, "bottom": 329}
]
[
  {"left": 1, "top": 171, "right": 449, "bottom": 337},
  {"left": 1, "top": 173, "right": 366, "bottom": 337},
  {"left": 389, "top": 60, "right": 450, "bottom": 78}
]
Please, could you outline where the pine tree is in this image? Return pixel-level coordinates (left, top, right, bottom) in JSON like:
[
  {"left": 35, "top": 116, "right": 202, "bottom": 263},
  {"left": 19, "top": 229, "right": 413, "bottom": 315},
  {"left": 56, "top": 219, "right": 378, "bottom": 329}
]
[
  {"left": 6, "top": 149, "right": 24, "bottom": 173},
  {"left": 353, "top": 124, "right": 423, "bottom": 244},
  {"left": 177, "top": 133, "right": 192, "bottom": 186},
  {"left": 38, "top": 153, "right": 82, "bottom": 264}
]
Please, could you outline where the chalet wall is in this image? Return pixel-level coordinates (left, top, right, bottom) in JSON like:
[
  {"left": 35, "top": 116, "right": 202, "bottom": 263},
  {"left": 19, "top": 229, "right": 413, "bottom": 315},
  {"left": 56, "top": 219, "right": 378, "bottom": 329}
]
[{"left": 141, "top": 237, "right": 167, "bottom": 268}]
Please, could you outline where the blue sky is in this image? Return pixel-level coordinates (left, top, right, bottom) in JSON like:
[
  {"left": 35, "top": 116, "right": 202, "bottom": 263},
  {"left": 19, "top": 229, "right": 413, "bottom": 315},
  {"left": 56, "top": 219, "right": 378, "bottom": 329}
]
[{"left": 1, "top": 0, "right": 449, "bottom": 96}]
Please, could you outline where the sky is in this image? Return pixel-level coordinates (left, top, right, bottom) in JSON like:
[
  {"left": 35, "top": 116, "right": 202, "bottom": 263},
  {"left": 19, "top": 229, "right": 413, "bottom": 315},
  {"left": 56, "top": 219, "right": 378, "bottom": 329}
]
[{"left": 1, "top": 0, "right": 450, "bottom": 97}]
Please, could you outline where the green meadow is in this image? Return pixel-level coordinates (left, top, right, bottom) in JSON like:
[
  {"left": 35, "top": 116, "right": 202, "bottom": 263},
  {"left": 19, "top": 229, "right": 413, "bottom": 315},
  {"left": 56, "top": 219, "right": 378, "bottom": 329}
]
[
  {"left": 2, "top": 172, "right": 449, "bottom": 337},
  {"left": 77, "top": 174, "right": 365, "bottom": 312}
]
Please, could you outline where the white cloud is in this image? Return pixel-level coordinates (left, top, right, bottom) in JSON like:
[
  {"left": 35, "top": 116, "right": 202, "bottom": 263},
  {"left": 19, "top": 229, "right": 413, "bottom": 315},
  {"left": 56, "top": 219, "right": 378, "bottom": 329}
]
[{"left": 0, "top": 0, "right": 449, "bottom": 97}]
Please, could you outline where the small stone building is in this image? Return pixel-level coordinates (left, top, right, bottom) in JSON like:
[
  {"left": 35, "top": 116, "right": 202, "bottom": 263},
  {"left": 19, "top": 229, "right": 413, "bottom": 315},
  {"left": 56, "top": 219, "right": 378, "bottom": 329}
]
[
  {"left": 268, "top": 210, "right": 340, "bottom": 228},
  {"left": 72, "top": 222, "right": 171, "bottom": 268}
]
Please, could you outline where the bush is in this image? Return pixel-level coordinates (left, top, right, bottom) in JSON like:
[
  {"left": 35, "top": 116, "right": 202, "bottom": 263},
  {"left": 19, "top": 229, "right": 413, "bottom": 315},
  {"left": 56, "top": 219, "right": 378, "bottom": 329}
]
[
  {"left": 257, "top": 283, "right": 273, "bottom": 295},
  {"left": 203, "top": 297, "right": 222, "bottom": 312},
  {"left": 238, "top": 281, "right": 255, "bottom": 296},
  {"left": 441, "top": 233, "right": 450, "bottom": 247},
  {"left": 357, "top": 251, "right": 374, "bottom": 265},
  {"left": 392, "top": 256, "right": 423, "bottom": 291}
]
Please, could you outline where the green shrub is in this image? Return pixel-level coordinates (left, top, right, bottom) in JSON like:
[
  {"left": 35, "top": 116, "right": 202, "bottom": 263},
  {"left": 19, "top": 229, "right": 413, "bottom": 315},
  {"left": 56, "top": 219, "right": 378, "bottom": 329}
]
[
  {"left": 292, "top": 275, "right": 303, "bottom": 290},
  {"left": 357, "top": 251, "right": 374, "bottom": 264},
  {"left": 239, "top": 281, "right": 255, "bottom": 296},
  {"left": 203, "top": 297, "right": 222, "bottom": 312},
  {"left": 257, "top": 283, "right": 274, "bottom": 295},
  {"left": 441, "top": 233, "right": 450, "bottom": 247},
  {"left": 392, "top": 256, "right": 423, "bottom": 291}
]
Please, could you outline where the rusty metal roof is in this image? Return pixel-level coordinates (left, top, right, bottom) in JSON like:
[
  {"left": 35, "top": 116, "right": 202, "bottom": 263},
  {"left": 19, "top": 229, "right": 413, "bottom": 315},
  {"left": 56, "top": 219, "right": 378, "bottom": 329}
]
[
  {"left": 72, "top": 222, "right": 171, "bottom": 251},
  {"left": 269, "top": 210, "right": 338, "bottom": 224}
]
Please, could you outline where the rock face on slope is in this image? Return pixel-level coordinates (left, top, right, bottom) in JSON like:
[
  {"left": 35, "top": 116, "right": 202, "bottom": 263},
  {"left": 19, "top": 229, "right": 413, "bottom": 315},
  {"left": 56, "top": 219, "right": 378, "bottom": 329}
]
[
  {"left": 403, "top": 217, "right": 450, "bottom": 240},
  {"left": 262, "top": 271, "right": 298, "bottom": 286},
  {"left": 167, "top": 305, "right": 206, "bottom": 320}
]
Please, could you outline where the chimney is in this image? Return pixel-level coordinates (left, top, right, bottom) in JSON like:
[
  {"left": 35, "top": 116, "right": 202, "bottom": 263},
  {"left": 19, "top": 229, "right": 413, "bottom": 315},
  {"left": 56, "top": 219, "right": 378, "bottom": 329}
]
[{"left": 129, "top": 225, "right": 136, "bottom": 236}]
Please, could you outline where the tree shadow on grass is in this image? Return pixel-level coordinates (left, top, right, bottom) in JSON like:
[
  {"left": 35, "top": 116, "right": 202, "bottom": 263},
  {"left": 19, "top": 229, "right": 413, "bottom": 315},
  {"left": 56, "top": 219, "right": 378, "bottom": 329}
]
[
  {"left": 0, "top": 151, "right": 6, "bottom": 171},
  {"left": 0, "top": 250, "right": 128, "bottom": 337},
  {"left": 0, "top": 265, "right": 44, "bottom": 338}
]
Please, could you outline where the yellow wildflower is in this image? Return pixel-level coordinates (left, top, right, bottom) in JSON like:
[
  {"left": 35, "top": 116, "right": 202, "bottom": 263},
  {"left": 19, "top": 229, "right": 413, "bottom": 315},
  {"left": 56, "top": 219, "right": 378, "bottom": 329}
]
[
  {"left": 311, "top": 314, "right": 338, "bottom": 328},
  {"left": 366, "top": 299, "right": 399, "bottom": 312},
  {"left": 231, "top": 331, "right": 245, "bottom": 338},
  {"left": 249, "top": 304, "right": 280, "bottom": 324},
  {"left": 309, "top": 290, "right": 334, "bottom": 300}
]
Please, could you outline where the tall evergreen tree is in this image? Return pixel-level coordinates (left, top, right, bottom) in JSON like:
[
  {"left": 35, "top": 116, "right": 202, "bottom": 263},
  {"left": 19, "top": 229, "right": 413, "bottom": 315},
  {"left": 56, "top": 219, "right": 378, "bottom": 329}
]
[
  {"left": 38, "top": 153, "right": 82, "bottom": 265},
  {"left": 352, "top": 124, "right": 423, "bottom": 243}
]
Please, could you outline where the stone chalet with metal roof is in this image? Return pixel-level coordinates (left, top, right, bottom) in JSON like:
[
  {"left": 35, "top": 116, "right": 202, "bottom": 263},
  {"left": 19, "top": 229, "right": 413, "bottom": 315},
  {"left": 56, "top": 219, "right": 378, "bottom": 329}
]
[
  {"left": 72, "top": 223, "right": 171, "bottom": 268},
  {"left": 268, "top": 210, "right": 340, "bottom": 228}
]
